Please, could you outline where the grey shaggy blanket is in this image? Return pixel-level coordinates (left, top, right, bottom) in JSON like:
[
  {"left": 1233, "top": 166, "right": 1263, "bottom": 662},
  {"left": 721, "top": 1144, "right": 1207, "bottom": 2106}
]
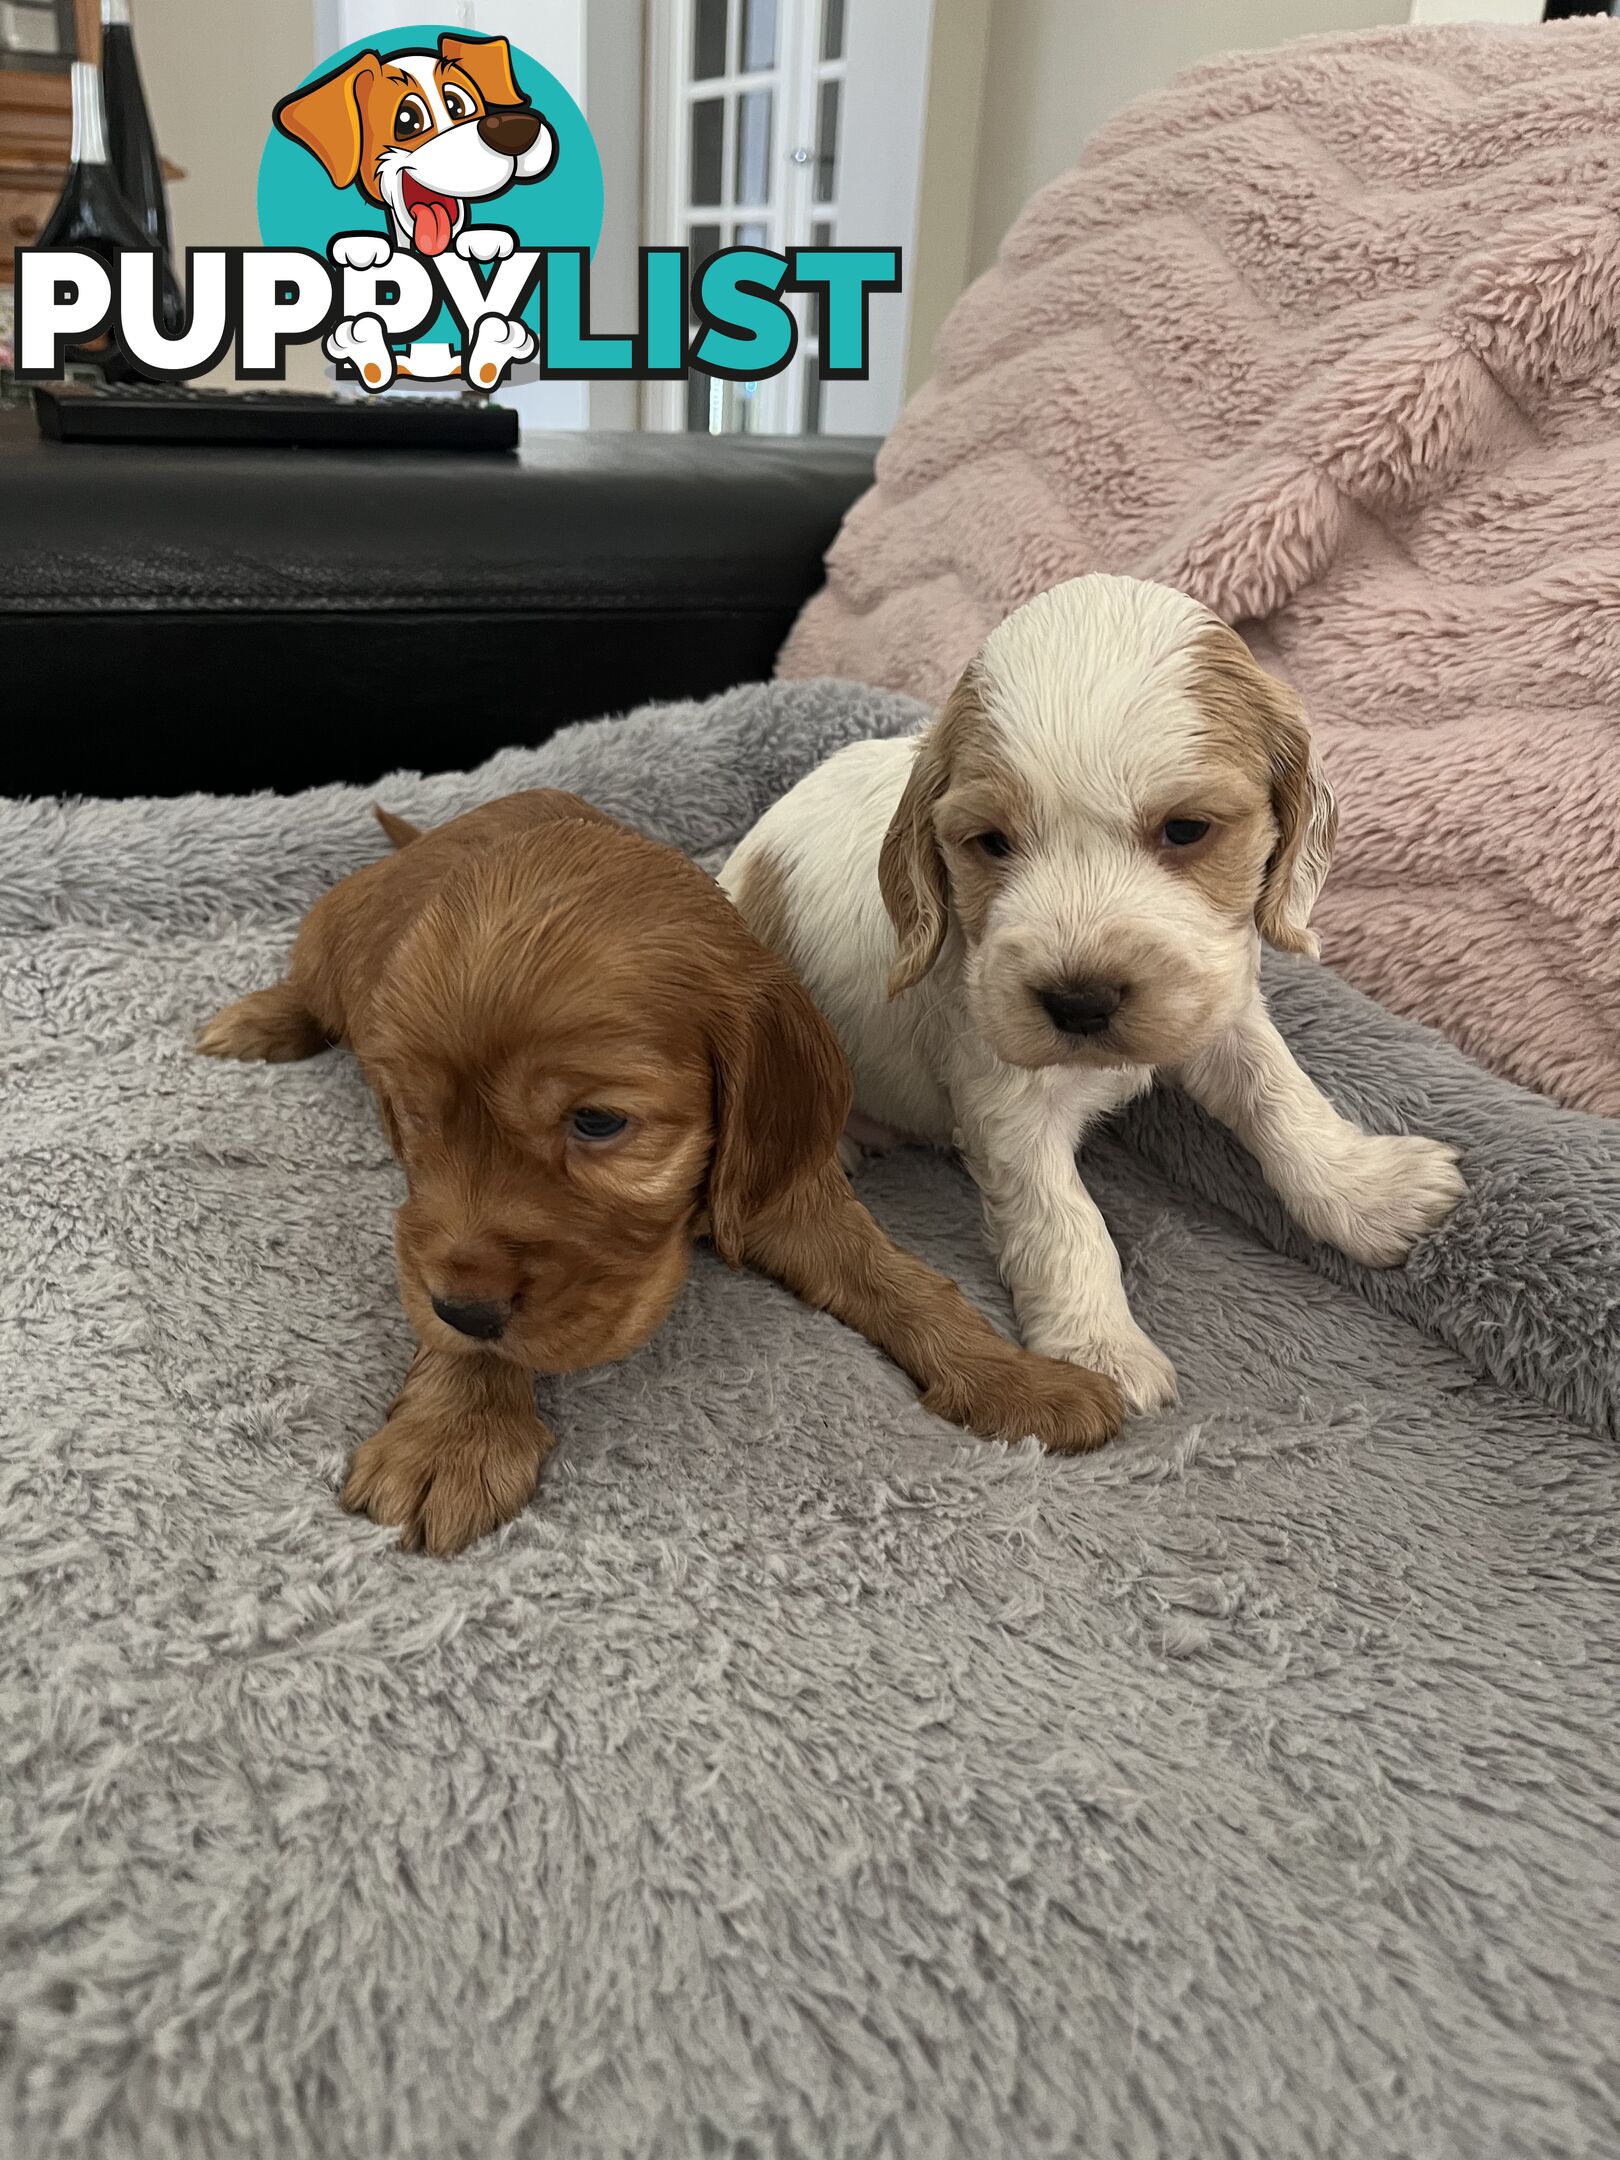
[{"left": 2, "top": 682, "right": 1617, "bottom": 2160}]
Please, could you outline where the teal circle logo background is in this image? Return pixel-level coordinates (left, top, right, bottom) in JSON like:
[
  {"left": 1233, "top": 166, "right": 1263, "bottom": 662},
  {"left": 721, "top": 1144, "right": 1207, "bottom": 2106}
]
[{"left": 256, "top": 24, "right": 603, "bottom": 339}]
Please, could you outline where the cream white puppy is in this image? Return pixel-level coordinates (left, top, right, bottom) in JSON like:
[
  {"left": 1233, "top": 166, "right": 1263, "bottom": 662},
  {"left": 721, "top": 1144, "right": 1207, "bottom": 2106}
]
[{"left": 721, "top": 575, "right": 1466, "bottom": 1412}]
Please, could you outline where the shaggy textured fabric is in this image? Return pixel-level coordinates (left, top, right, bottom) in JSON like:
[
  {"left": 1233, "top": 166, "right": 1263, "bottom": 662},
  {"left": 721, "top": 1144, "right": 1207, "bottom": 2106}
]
[
  {"left": 779, "top": 18, "right": 1620, "bottom": 1117},
  {"left": 2, "top": 682, "right": 1617, "bottom": 2160}
]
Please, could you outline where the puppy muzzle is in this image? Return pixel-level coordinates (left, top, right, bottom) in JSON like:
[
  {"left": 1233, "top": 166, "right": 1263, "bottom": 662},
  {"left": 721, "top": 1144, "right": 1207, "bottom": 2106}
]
[
  {"left": 431, "top": 1294, "right": 512, "bottom": 1342},
  {"left": 1037, "top": 979, "right": 1124, "bottom": 1038}
]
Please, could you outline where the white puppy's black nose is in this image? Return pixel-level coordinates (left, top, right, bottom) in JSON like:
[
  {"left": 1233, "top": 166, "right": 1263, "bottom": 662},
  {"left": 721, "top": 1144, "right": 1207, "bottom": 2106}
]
[
  {"left": 1039, "top": 981, "right": 1123, "bottom": 1037},
  {"left": 431, "top": 1294, "right": 511, "bottom": 1341}
]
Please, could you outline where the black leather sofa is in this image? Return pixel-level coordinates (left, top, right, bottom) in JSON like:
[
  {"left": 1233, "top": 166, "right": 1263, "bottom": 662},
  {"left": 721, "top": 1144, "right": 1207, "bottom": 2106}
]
[{"left": 0, "top": 408, "right": 874, "bottom": 798}]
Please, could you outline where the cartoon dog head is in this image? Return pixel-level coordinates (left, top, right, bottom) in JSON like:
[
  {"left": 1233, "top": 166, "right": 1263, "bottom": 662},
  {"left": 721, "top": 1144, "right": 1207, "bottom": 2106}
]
[{"left": 274, "top": 33, "right": 556, "bottom": 258}]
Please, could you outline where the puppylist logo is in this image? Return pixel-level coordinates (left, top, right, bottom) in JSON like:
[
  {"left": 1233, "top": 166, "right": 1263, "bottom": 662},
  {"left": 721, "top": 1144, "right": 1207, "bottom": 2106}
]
[{"left": 15, "top": 22, "right": 902, "bottom": 396}]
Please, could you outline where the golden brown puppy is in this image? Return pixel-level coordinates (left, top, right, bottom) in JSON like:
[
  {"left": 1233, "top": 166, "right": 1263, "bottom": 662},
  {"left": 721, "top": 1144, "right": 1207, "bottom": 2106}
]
[{"left": 198, "top": 792, "right": 1121, "bottom": 1555}]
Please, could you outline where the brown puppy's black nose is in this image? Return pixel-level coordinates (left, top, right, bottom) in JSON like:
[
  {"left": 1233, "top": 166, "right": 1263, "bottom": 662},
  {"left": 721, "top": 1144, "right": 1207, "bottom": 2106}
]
[
  {"left": 431, "top": 1294, "right": 511, "bottom": 1341},
  {"left": 1039, "top": 981, "right": 1124, "bottom": 1038},
  {"left": 478, "top": 109, "right": 542, "bottom": 156}
]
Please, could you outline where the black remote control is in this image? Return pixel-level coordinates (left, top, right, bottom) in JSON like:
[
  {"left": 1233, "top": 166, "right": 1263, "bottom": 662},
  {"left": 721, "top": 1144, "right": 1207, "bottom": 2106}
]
[{"left": 32, "top": 381, "right": 520, "bottom": 452}]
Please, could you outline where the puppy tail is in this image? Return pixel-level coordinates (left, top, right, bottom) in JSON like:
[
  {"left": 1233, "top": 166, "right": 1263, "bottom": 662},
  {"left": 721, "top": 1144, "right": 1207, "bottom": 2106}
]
[{"left": 373, "top": 805, "right": 424, "bottom": 850}]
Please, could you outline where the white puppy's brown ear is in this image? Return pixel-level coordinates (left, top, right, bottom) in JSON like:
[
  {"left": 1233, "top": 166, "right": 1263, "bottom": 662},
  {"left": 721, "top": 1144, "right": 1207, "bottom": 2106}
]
[
  {"left": 1256, "top": 683, "right": 1338, "bottom": 959},
  {"left": 878, "top": 670, "right": 981, "bottom": 996},
  {"left": 273, "top": 53, "right": 380, "bottom": 190},
  {"left": 440, "top": 33, "right": 526, "bottom": 108},
  {"left": 1194, "top": 625, "right": 1338, "bottom": 959}
]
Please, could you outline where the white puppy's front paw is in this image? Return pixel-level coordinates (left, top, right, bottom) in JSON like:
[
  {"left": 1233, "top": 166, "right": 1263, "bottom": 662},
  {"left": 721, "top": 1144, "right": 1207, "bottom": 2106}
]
[
  {"left": 1034, "top": 1319, "right": 1179, "bottom": 1416},
  {"left": 324, "top": 313, "right": 395, "bottom": 392},
  {"left": 331, "top": 232, "right": 394, "bottom": 271},
  {"left": 463, "top": 315, "right": 536, "bottom": 390},
  {"left": 1298, "top": 1134, "right": 1466, "bottom": 1268},
  {"left": 456, "top": 224, "right": 516, "bottom": 264}
]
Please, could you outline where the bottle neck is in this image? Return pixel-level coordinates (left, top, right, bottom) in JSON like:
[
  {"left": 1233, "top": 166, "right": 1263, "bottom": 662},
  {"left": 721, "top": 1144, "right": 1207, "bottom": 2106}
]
[
  {"left": 69, "top": 61, "right": 110, "bottom": 167},
  {"left": 102, "top": 1, "right": 133, "bottom": 25}
]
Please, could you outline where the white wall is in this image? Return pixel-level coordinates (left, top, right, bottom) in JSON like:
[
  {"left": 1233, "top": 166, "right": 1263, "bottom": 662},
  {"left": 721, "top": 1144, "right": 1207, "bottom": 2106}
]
[
  {"left": 136, "top": 0, "right": 316, "bottom": 256},
  {"left": 823, "top": 0, "right": 936, "bottom": 434},
  {"left": 582, "top": 0, "right": 642, "bottom": 430},
  {"left": 906, "top": 0, "right": 993, "bottom": 395},
  {"left": 133, "top": 0, "right": 320, "bottom": 383},
  {"left": 967, "top": 0, "right": 1411, "bottom": 278}
]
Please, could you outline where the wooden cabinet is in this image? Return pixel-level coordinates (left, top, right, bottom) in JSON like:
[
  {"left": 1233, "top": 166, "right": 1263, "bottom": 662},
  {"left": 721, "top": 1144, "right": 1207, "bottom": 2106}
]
[
  {"left": 2, "top": 175, "right": 58, "bottom": 264},
  {"left": 0, "top": 0, "right": 95, "bottom": 281}
]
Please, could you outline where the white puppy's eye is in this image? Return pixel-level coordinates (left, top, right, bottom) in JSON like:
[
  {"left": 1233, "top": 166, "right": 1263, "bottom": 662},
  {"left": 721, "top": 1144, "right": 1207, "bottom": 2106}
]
[
  {"left": 394, "top": 95, "right": 431, "bottom": 141},
  {"left": 1161, "top": 818, "right": 1211, "bottom": 849},
  {"left": 974, "top": 830, "right": 1013, "bottom": 860},
  {"left": 443, "top": 85, "right": 475, "bottom": 122}
]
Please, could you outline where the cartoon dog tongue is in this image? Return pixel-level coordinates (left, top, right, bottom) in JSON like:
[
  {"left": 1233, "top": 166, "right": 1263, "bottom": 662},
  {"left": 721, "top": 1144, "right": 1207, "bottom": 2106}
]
[
  {"left": 409, "top": 193, "right": 455, "bottom": 256},
  {"left": 399, "top": 176, "right": 457, "bottom": 256}
]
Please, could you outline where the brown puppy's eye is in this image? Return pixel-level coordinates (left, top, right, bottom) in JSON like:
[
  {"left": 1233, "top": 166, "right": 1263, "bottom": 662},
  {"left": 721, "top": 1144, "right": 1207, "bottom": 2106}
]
[
  {"left": 974, "top": 830, "right": 1013, "bottom": 860},
  {"left": 570, "top": 1108, "right": 628, "bottom": 1143},
  {"left": 443, "top": 85, "right": 475, "bottom": 122},
  {"left": 1161, "top": 818, "right": 1211, "bottom": 848},
  {"left": 395, "top": 95, "right": 431, "bottom": 141}
]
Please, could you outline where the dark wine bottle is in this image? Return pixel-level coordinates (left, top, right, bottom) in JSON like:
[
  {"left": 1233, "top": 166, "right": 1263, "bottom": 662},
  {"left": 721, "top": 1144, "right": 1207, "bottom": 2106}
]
[
  {"left": 37, "top": 59, "right": 180, "bottom": 373},
  {"left": 101, "top": 0, "right": 172, "bottom": 263}
]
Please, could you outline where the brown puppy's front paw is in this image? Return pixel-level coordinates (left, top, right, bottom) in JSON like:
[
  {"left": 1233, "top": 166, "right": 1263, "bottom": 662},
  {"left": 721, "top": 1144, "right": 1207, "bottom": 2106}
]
[
  {"left": 923, "top": 1351, "right": 1124, "bottom": 1455},
  {"left": 197, "top": 983, "right": 327, "bottom": 1063},
  {"left": 341, "top": 1406, "right": 550, "bottom": 1557}
]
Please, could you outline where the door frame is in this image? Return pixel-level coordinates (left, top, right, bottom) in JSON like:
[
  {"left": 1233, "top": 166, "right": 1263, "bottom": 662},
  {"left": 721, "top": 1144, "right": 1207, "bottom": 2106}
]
[{"left": 643, "top": 0, "right": 929, "bottom": 436}]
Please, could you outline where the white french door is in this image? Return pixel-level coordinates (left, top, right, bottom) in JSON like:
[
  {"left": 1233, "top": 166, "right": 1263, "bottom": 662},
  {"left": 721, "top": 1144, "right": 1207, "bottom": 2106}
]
[{"left": 647, "top": 0, "right": 912, "bottom": 436}]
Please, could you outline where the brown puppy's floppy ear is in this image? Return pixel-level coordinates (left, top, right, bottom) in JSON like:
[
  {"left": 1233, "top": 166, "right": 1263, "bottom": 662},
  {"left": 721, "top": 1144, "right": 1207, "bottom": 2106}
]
[
  {"left": 373, "top": 805, "right": 424, "bottom": 850},
  {"left": 273, "top": 53, "right": 380, "bottom": 189},
  {"left": 375, "top": 1094, "right": 405, "bottom": 1160},
  {"left": 878, "top": 666, "right": 983, "bottom": 996},
  {"left": 1253, "top": 678, "right": 1338, "bottom": 960},
  {"left": 439, "top": 32, "right": 526, "bottom": 107},
  {"left": 359, "top": 1063, "right": 407, "bottom": 1159},
  {"left": 706, "top": 958, "right": 852, "bottom": 1267}
]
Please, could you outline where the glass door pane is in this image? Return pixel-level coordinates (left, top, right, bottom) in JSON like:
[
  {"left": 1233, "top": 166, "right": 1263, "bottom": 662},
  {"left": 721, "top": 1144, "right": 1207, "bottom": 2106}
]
[
  {"left": 741, "top": 0, "right": 777, "bottom": 71},
  {"left": 735, "top": 87, "right": 773, "bottom": 206},
  {"left": 693, "top": 0, "right": 728, "bottom": 81},
  {"left": 814, "top": 77, "right": 840, "bottom": 204},
  {"left": 661, "top": 0, "right": 802, "bottom": 436},
  {"left": 689, "top": 98, "right": 725, "bottom": 206},
  {"left": 689, "top": 221, "right": 723, "bottom": 271}
]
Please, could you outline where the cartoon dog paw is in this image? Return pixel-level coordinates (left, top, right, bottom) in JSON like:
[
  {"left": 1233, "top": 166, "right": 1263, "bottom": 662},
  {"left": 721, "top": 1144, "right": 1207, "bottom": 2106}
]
[
  {"left": 331, "top": 232, "right": 394, "bottom": 272},
  {"left": 456, "top": 225, "right": 517, "bottom": 265},
  {"left": 464, "top": 315, "right": 535, "bottom": 392},
  {"left": 325, "top": 313, "right": 396, "bottom": 394}
]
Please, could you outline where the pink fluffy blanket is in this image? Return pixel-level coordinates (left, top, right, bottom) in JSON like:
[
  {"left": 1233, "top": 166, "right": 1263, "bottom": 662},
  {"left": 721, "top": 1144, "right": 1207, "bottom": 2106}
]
[{"left": 780, "top": 19, "right": 1620, "bottom": 1116}]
